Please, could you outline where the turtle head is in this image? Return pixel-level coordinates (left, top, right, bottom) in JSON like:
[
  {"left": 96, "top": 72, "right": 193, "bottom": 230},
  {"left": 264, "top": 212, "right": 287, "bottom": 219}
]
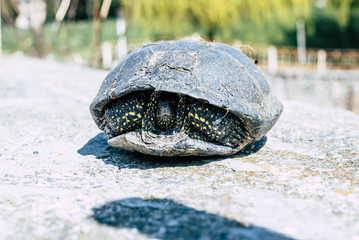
[{"left": 155, "top": 96, "right": 177, "bottom": 130}]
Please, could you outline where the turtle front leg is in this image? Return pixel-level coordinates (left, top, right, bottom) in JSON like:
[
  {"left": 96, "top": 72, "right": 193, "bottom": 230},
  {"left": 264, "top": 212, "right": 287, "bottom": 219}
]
[
  {"left": 216, "top": 116, "right": 253, "bottom": 148},
  {"left": 102, "top": 92, "right": 147, "bottom": 138},
  {"left": 187, "top": 101, "right": 251, "bottom": 148}
]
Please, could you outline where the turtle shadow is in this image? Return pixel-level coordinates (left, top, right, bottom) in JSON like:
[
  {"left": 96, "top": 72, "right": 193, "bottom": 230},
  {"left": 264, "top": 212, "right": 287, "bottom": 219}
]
[
  {"left": 77, "top": 133, "right": 267, "bottom": 170},
  {"left": 92, "top": 197, "right": 294, "bottom": 240}
]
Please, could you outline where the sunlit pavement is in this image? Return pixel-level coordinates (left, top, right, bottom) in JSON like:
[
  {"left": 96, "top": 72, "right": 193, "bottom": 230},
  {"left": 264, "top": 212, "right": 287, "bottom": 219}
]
[{"left": 1, "top": 55, "right": 359, "bottom": 240}]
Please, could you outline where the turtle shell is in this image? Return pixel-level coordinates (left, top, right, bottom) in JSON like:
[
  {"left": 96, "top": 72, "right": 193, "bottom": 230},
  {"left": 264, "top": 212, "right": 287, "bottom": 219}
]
[{"left": 90, "top": 40, "right": 283, "bottom": 156}]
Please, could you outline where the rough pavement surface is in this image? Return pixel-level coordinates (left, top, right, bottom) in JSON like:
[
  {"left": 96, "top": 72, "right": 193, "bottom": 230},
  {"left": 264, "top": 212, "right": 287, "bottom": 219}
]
[{"left": 1, "top": 55, "right": 358, "bottom": 240}]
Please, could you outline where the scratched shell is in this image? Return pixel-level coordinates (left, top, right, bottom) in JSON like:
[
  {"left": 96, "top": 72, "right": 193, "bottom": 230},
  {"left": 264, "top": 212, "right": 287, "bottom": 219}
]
[{"left": 90, "top": 40, "right": 283, "bottom": 156}]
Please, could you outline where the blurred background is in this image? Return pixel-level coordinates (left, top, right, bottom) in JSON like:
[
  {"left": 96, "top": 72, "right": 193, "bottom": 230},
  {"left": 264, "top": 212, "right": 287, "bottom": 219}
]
[{"left": 1, "top": 0, "right": 359, "bottom": 112}]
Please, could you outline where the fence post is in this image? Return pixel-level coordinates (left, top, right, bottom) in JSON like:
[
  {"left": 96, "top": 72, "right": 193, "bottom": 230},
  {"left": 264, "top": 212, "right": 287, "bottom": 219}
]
[
  {"left": 296, "top": 19, "right": 306, "bottom": 64},
  {"left": 116, "top": 13, "right": 127, "bottom": 61},
  {"left": 102, "top": 42, "right": 113, "bottom": 69},
  {"left": 317, "top": 50, "right": 327, "bottom": 75},
  {"left": 0, "top": 0, "right": 2, "bottom": 57},
  {"left": 268, "top": 46, "right": 278, "bottom": 73}
]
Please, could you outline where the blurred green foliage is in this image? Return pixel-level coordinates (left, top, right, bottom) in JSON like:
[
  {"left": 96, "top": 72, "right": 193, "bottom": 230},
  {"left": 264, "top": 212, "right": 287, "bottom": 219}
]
[
  {"left": 1, "top": 0, "right": 359, "bottom": 61},
  {"left": 122, "top": 0, "right": 359, "bottom": 48},
  {"left": 2, "top": 19, "right": 118, "bottom": 61}
]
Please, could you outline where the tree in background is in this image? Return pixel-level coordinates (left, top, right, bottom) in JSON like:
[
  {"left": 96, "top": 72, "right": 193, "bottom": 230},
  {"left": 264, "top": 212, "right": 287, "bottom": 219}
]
[
  {"left": 90, "top": 0, "right": 113, "bottom": 68},
  {"left": 306, "top": 0, "right": 359, "bottom": 48},
  {"left": 122, "top": 0, "right": 242, "bottom": 41},
  {"left": 121, "top": 0, "right": 359, "bottom": 48},
  {"left": 1, "top": 0, "right": 358, "bottom": 62},
  {"left": 1, "top": 0, "right": 119, "bottom": 61}
]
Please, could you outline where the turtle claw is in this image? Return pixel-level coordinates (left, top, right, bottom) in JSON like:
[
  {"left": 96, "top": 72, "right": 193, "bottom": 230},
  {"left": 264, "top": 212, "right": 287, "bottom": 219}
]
[{"left": 234, "top": 125, "right": 248, "bottom": 139}]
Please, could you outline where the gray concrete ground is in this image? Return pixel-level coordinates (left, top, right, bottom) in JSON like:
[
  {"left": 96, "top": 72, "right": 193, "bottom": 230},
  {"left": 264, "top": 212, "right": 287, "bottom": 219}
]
[
  {"left": 0, "top": 55, "right": 359, "bottom": 240},
  {"left": 266, "top": 68, "right": 359, "bottom": 114}
]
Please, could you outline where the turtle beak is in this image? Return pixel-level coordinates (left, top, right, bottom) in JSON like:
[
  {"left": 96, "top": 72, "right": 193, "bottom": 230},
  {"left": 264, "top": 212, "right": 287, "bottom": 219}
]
[{"left": 160, "top": 113, "right": 172, "bottom": 122}]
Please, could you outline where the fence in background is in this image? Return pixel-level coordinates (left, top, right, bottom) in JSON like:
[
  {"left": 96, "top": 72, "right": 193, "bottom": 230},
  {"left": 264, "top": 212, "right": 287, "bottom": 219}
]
[
  {"left": 101, "top": 40, "right": 359, "bottom": 71},
  {"left": 267, "top": 70, "right": 359, "bottom": 114},
  {"left": 238, "top": 45, "right": 359, "bottom": 72}
]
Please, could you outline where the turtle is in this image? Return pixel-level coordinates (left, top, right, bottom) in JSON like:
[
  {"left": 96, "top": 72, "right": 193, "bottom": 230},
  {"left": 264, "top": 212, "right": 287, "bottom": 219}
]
[{"left": 90, "top": 40, "right": 283, "bottom": 157}]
